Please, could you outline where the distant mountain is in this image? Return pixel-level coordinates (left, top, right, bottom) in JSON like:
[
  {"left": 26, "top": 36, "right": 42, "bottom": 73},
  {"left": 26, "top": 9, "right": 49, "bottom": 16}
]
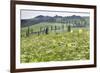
[
  {"left": 21, "top": 15, "right": 53, "bottom": 27},
  {"left": 21, "top": 15, "right": 89, "bottom": 27}
]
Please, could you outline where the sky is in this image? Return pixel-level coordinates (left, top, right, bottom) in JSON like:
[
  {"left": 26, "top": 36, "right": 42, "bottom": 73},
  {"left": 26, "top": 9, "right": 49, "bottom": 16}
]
[{"left": 21, "top": 9, "right": 90, "bottom": 19}]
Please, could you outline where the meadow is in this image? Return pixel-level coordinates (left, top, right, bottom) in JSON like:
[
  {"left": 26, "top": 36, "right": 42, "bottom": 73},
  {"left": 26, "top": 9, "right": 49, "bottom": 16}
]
[{"left": 20, "top": 22, "right": 90, "bottom": 63}]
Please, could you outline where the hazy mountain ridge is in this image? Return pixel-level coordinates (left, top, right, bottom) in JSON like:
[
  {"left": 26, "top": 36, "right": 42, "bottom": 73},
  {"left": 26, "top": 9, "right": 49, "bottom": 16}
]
[{"left": 21, "top": 15, "right": 89, "bottom": 27}]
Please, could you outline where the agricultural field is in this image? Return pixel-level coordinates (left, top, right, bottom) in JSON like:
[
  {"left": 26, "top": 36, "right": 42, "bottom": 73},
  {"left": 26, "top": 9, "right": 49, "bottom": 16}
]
[{"left": 20, "top": 22, "right": 90, "bottom": 63}]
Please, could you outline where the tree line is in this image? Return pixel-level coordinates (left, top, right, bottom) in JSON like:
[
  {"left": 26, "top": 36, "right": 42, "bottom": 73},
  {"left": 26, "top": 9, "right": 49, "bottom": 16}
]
[{"left": 25, "top": 24, "right": 71, "bottom": 37}]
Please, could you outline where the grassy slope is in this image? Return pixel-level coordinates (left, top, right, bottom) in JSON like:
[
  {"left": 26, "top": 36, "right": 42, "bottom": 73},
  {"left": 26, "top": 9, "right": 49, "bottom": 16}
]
[{"left": 21, "top": 22, "right": 90, "bottom": 63}]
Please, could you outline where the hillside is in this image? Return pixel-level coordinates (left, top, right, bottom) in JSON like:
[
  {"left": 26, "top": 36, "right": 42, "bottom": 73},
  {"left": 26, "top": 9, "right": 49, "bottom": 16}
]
[{"left": 21, "top": 15, "right": 89, "bottom": 28}]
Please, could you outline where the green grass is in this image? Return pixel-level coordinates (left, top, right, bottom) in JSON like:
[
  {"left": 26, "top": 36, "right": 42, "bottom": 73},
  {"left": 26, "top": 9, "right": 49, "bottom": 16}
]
[
  {"left": 21, "top": 22, "right": 68, "bottom": 36},
  {"left": 20, "top": 24, "right": 90, "bottom": 63}
]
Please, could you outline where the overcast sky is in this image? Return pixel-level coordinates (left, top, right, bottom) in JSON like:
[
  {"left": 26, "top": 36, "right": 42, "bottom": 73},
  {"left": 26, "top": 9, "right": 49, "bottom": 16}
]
[{"left": 21, "top": 10, "right": 90, "bottom": 19}]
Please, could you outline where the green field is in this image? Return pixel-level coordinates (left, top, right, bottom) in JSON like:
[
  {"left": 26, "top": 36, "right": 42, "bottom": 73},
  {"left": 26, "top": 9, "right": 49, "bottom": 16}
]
[{"left": 20, "top": 22, "right": 90, "bottom": 63}]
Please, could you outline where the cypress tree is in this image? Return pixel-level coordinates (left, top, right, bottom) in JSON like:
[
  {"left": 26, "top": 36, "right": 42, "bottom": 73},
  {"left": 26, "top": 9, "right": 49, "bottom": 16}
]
[
  {"left": 68, "top": 25, "right": 71, "bottom": 32},
  {"left": 45, "top": 27, "right": 49, "bottom": 34}
]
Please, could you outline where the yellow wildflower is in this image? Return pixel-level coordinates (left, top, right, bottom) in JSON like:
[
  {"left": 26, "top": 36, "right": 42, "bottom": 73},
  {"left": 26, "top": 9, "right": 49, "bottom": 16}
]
[{"left": 79, "top": 29, "right": 82, "bottom": 33}]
